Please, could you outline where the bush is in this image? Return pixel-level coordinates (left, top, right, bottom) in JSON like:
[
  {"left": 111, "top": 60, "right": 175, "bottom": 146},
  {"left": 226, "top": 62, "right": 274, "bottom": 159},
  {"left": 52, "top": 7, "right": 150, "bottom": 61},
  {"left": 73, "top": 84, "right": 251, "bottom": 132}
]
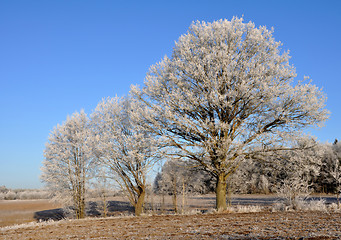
[
  {"left": 306, "top": 199, "right": 328, "bottom": 212},
  {"left": 4, "top": 191, "right": 17, "bottom": 200},
  {"left": 272, "top": 198, "right": 328, "bottom": 212},
  {"left": 0, "top": 185, "right": 9, "bottom": 193}
]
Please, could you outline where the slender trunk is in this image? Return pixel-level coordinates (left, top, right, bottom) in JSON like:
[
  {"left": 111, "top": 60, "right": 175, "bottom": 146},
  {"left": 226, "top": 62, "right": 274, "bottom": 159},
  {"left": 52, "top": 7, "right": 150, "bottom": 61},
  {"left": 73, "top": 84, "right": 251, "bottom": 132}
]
[
  {"left": 216, "top": 173, "right": 227, "bottom": 211},
  {"left": 182, "top": 179, "right": 186, "bottom": 214},
  {"left": 173, "top": 193, "right": 177, "bottom": 213},
  {"left": 80, "top": 178, "right": 86, "bottom": 219},
  {"left": 161, "top": 191, "right": 165, "bottom": 214},
  {"left": 80, "top": 195, "right": 85, "bottom": 219},
  {"left": 135, "top": 187, "right": 145, "bottom": 216},
  {"left": 172, "top": 176, "right": 177, "bottom": 213},
  {"left": 103, "top": 189, "right": 107, "bottom": 217},
  {"left": 80, "top": 177, "right": 85, "bottom": 219}
]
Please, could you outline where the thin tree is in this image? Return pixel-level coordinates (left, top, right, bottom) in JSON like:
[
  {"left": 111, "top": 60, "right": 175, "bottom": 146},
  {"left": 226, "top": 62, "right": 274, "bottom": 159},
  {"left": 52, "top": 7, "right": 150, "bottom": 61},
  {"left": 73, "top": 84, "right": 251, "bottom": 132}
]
[
  {"left": 91, "top": 96, "right": 159, "bottom": 216},
  {"left": 41, "top": 110, "right": 95, "bottom": 219},
  {"left": 161, "top": 160, "right": 179, "bottom": 213},
  {"left": 132, "top": 17, "right": 329, "bottom": 211},
  {"left": 156, "top": 159, "right": 186, "bottom": 213},
  {"left": 331, "top": 140, "right": 341, "bottom": 207},
  {"left": 92, "top": 166, "right": 113, "bottom": 217}
]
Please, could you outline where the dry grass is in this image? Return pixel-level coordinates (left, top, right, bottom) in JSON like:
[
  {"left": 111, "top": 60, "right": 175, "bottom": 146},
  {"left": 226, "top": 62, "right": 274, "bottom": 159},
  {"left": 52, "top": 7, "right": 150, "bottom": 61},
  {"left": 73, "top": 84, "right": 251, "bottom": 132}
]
[{"left": 0, "top": 200, "right": 61, "bottom": 227}]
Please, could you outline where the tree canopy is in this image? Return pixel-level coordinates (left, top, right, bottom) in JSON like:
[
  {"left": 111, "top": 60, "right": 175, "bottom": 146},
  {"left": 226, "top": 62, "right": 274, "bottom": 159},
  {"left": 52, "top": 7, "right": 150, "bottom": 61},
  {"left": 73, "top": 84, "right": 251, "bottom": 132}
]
[
  {"left": 41, "top": 111, "right": 96, "bottom": 218},
  {"left": 132, "top": 17, "right": 329, "bottom": 210}
]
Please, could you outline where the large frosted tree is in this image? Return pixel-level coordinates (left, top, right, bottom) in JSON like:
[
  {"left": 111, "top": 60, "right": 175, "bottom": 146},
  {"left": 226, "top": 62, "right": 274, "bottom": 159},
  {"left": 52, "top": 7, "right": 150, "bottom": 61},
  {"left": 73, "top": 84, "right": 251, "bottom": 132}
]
[
  {"left": 91, "top": 96, "right": 159, "bottom": 216},
  {"left": 132, "top": 17, "right": 329, "bottom": 210},
  {"left": 41, "top": 111, "right": 96, "bottom": 219}
]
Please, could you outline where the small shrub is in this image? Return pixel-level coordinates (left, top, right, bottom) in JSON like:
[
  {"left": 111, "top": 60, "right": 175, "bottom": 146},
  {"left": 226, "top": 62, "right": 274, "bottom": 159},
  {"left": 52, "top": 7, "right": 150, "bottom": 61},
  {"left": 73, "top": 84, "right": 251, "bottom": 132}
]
[
  {"left": 306, "top": 199, "right": 328, "bottom": 212},
  {"left": 291, "top": 197, "right": 308, "bottom": 210},
  {"left": 328, "top": 203, "right": 341, "bottom": 212},
  {"left": 226, "top": 205, "right": 264, "bottom": 213},
  {"left": 4, "top": 191, "right": 17, "bottom": 200},
  {"left": 272, "top": 198, "right": 329, "bottom": 212},
  {"left": 205, "top": 208, "right": 217, "bottom": 214},
  {"left": 271, "top": 202, "right": 287, "bottom": 212},
  {"left": 185, "top": 209, "right": 203, "bottom": 215},
  {"left": 0, "top": 186, "right": 8, "bottom": 193}
]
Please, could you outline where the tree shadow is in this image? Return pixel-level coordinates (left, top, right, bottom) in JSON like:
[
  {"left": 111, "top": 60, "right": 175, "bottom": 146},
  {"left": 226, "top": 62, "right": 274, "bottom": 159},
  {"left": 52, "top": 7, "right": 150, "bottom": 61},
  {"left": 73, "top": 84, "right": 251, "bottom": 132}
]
[
  {"left": 106, "top": 200, "right": 134, "bottom": 215},
  {"left": 86, "top": 200, "right": 134, "bottom": 216},
  {"left": 86, "top": 201, "right": 101, "bottom": 217},
  {"left": 231, "top": 197, "right": 281, "bottom": 206},
  {"left": 33, "top": 196, "right": 339, "bottom": 222},
  {"left": 33, "top": 200, "right": 134, "bottom": 222},
  {"left": 33, "top": 208, "right": 66, "bottom": 222}
]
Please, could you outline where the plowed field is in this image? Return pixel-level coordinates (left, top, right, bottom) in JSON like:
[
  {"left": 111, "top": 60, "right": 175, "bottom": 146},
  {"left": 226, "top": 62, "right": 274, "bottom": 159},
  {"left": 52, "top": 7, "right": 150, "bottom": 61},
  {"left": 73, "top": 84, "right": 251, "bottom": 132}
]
[{"left": 1, "top": 211, "right": 340, "bottom": 239}]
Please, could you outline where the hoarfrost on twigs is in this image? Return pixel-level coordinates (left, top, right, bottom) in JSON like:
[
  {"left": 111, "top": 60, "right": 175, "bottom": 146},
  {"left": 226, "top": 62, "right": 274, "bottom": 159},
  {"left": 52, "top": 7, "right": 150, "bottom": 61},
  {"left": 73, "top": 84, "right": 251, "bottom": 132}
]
[{"left": 131, "top": 17, "right": 329, "bottom": 211}]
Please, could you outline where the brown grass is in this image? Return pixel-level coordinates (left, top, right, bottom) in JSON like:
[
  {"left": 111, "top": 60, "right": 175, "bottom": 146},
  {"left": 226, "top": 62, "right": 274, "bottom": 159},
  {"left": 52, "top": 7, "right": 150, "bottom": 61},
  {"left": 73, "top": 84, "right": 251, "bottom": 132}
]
[{"left": 0, "top": 200, "right": 61, "bottom": 227}]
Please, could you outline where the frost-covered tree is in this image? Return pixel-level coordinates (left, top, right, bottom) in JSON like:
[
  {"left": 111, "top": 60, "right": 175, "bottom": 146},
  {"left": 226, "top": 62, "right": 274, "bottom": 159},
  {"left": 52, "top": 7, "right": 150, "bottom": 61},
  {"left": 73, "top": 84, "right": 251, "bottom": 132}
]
[
  {"left": 273, "top": 138, "right": 324, "bottom": 209},
  {"left": 154, "top": 159, "right": 213, "bottom": 212},
  {"left": 91, "top": 96, "right": 159, "bottom": 216},
  {"left": 227, "top": 159, "right": 272, "bottom": 194},
  {"left": 91, "top": 166, "right": 114, "bottom": 217},
  {"left": 41, "top": 111, "right": 96, "bottom": 219},
  {"left": 156, "top": 159, "right": 182, "bottom": 213},
  {"left": 315, "top": 140, "right": 341, "bottom": 198},
  {"left": 132, "top": 17, "right": 329, "bottom": 210},
  {"left": 330, "top": 141, "right": 341, "bottom": 207},
  {"left": 154, "top": 160, "right": 215, "bottom": 196},
  {"left": 314, "top": 143, "right": 335, "bottom": 193}
]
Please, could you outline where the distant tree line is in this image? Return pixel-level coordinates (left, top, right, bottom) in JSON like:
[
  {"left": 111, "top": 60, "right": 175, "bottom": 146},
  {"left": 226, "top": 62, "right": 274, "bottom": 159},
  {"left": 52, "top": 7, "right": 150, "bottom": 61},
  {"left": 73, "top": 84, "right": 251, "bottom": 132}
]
[{"left": 0, "top": 186, "right": 51, "bottom": 200}]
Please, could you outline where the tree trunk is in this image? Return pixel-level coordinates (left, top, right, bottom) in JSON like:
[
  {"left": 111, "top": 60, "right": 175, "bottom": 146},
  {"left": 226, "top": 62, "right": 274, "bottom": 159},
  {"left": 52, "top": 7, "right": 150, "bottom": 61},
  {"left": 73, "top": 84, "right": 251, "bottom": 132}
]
[
  {"left": 216, "top": 173, "right": 227, "bottom": 211},
  {"left": 102, "top": 190, "right": 107, "bottom": 217},
  {"left": 79, "top": 197, "right": 85, "bottom": 219},
  {"left": 77, "top": 191, "right": 85, "bottom": 219},
  {"left": 161, "top": 191, "right": 165, "bottom": 214},
  {"left": 80, "top": 182, "right": 85, "bottom": 219},
  {"left": 172, "top": 176, "right": 178, "bottom": 213},
  {"left": 74, "top": 186, "right": 85, "bottom": 219},
  {"left": 182, "top": 180, "right": 186, "bottom": 214},
  {"left": 135, "top": 187, "right": 146, "bottom": 216}
]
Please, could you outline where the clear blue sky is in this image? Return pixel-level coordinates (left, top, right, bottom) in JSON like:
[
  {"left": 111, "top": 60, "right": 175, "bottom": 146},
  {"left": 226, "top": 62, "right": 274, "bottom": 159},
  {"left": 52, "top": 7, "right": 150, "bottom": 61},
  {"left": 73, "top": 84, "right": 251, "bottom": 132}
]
[{"left": 0, "top": 0, "right": 340, "bottom": 189}]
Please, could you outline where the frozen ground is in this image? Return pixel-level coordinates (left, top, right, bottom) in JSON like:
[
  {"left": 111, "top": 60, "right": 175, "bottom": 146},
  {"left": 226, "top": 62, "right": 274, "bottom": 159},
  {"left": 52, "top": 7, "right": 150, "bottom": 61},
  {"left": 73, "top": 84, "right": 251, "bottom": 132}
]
[
  {"left": 1, "top": 194, "right": 340, "bottom": 239},
  {"left": 1, "top": 211, "right": 341, "bottom": 239}
]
